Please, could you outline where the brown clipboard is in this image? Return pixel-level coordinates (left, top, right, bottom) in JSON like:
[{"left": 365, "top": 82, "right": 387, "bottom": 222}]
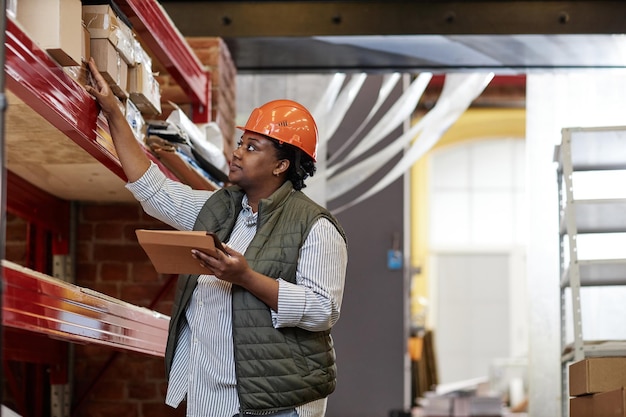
[{"left": 136, "top": 229, "right": 223, "bottom": 275}]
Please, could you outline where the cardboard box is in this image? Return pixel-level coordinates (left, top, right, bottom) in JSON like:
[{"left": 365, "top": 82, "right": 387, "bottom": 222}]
[
  {"left": 128, "top": 44, "right": 161, "bottom": 115},
  {"left": 82, "top": 4, "right": 134, "bottom": 65},
  {"left": 90, "top": 38, "right": 128, "bottom": 99},
  {"left": 570, "top": 395, "right": 594, "bottom": 417},
  {"left": 595, "top": 387, "right": 626, "bottom": 417},
  {"left": 62, "top": 64, "right": 87, "bottom": 88},
  {"left": 17, "top": 0, "right": 82, "bottom": 66},
  {"left": 570, "top": 357, "right": 626, "bottom": 396},
  {"left": 82, "top": 23, "right": 91, "bottom": 63},
  {"left": 128, "top": 63, "right": 161, "bottom": 116},
  {"left": 61, "top": 24, "right": 91, "bottom": 88}
]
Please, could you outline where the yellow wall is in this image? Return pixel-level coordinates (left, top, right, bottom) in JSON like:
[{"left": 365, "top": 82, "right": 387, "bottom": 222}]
[{"left": 409, "top": 107, "right": 526, "bottom": 327}]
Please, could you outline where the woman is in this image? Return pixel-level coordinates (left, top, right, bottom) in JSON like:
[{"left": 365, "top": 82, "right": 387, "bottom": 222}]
[{"left": 86, "top": 58, "right": 348, "bottom": 417}]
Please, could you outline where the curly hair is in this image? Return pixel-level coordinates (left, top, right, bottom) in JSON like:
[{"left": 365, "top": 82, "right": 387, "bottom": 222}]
[{"left": 271, "top": 140, "right": 316, "bottom": 191}]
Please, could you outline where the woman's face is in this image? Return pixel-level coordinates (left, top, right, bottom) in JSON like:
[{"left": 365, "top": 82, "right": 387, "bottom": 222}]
[{"left": 229, "top": 131, "right": 286, "bottom": 191}]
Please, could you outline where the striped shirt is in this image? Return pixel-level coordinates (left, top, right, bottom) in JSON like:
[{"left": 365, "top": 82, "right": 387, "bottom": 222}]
[{"left": 126, "top": 163, "right": 347, "bottom": 417}]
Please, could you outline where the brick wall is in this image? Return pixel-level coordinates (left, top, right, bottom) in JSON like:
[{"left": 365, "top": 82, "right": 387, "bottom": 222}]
[
  {"left": 4, "top": 192, "right": 189, "bottom": 417},
  {"left": 72, "top": 202, "right": 184, "bottom": 417}
]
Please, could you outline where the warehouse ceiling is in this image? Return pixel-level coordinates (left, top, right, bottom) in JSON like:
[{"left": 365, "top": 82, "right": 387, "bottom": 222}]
[{"left": 160, "top": 0, "right": 626, "bottom": 74}]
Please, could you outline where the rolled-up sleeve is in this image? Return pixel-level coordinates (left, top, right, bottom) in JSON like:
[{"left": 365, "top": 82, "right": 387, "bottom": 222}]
[{"left": 272, "top": 218, "right": 348, "bottom": 331}]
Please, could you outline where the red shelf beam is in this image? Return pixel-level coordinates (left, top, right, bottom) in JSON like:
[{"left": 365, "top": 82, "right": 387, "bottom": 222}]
[{"left": 2, "top": 261, "right": 169, "bottom": 357}]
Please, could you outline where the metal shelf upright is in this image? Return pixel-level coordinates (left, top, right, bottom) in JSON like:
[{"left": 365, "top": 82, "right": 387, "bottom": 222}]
[{"left": 555, "top": 125, "right": 626, "bottom": 417}]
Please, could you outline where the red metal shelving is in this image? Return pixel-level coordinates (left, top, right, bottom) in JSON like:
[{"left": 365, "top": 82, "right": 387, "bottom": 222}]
[
  {"left": 2, "top": 261, "right": 169, "bottom": 356},
  {"left": 4, "top": 0, "right": 212, "bottom": 182},
  {"left": 4, "top": 17, "right": 181, "bottom": 183},
  {"left": 1, "top": 3, "right": 211, "bottom": 413},
  {"left": 2, "top": 0, "right": 211, "bottom": 360}
]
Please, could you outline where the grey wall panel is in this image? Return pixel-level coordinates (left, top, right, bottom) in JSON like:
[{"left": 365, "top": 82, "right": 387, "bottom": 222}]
[
  {"left": 326, "top": 75, "right": 407, "bottom": 417},
  {"left": 329, "top": 178, "right": 406, "bottom": 417}
]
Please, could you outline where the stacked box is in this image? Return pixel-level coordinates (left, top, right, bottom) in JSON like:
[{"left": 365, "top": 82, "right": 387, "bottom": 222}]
[
  {"left": 569, "top": 357, "right": 626, "bottom": 417},
  {"left": 90, "top": 39, "right": 128, "bottom": 99},
  {"left": 82, "top": 24, "right": 91, "bottom": 64},
  {"left": 83, "top": 4, "right": 134, "bottom": 99},
  {"left": 595, "top": 388, "right": 626, "bottom": 417},
  {"left": 128, "top": 44, "right": 161, "bottom": 116},
  {"left": 82, "top": 4, "right": 134, "bottom": 64},
  {"left": 62, "top": 23, "right": 92, "bottom": 87},
  {"left": 16, "top": 0, "right": 83, "bottom": 66}
]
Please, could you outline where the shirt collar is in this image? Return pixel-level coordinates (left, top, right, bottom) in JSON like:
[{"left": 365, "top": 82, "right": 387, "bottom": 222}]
[{"left": 241, "top": 194, "right": 258, "bottom": 226}]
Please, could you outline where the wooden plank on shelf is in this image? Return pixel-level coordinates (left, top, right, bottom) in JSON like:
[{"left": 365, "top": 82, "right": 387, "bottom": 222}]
[{"left": 1, "top": 260, "right": 169, "bottom": 357}]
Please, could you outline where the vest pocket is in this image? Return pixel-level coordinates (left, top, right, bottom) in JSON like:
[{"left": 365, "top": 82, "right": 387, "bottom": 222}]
[{"left": 281, "top": 327, "right": 310, "bottom": 375}]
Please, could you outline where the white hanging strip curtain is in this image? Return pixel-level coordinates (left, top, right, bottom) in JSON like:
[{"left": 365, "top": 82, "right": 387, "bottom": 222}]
[
  {"left": 305, "top": 72, "right": 354, "bottom": 207},
  {"left": 328, "top": 72, "right": 402, "bottom": 164},
  {"left": 326, "top": 72, "right": 486, "bottom": 201},
  {"left": 327, "top": 72, "right": 433, "bottom": 177},
  {"left": 312, "top": 73, "right": 346, "bottom": 144},
  {"left": 326, "top": 120, "right": 415, "bottom": 201},
  {"left": 329, "top": 72, "right": 494, "bottom": 214},
  {"left": 321, "top": 73, "right": 368, "bottom": 143}
]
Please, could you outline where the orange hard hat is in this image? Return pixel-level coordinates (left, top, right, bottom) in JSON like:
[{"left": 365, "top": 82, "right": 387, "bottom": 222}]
[{"left": 237, "top": 99, "right": 318, "bottom": 161}]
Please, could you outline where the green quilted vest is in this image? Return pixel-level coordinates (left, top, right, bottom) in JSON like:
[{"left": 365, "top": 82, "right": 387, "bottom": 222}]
[{"left": 164, "top": 181, "right": 347, "bottom": 414}]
